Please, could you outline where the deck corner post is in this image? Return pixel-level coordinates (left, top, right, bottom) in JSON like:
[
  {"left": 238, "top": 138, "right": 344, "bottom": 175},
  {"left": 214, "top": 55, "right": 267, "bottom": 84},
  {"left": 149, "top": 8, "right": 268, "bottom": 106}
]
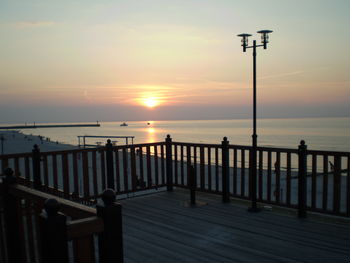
[
  {"left": 32, "top": 144, "right": 42, "bottom": 190},
  {"left": 165, "top": 135, "right": 173, "bottom": 191},
  {"left": 106, "top": 139, "right": 115, "bottom": 189},
  {"left": 298, "top": 140, "right": 307, "bottom": 218},
  {"left": 2, "top": 168, "right": 22, "bottom": 263},
  {"left": 97, "top": 189, "right": 124, "bottom": 263},
  {"left": 222, "top": 137, "right": 230, "bottom": 203},
  {"left": 39, "top": 198, "right": 69, "bottom": 263}
]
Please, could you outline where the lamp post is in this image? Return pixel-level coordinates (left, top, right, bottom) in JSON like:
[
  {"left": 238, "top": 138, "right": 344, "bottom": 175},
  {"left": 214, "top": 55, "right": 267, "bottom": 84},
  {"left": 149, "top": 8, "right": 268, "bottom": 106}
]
[{"left": 237, "top": 30, "right": 273, "bottom": 212}]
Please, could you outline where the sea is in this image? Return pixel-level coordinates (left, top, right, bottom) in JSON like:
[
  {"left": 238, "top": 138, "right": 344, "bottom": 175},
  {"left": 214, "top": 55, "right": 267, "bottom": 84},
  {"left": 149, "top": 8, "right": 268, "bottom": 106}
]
[{"left": 7, "top": 117, "right": 350, "bottom": 152}]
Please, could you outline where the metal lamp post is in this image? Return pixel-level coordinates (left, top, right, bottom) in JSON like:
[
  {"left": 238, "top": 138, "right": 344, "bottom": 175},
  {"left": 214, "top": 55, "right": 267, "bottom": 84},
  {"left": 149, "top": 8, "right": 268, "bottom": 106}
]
[{"left": 237, "top": 30, "right": 273, "bottom": 212}]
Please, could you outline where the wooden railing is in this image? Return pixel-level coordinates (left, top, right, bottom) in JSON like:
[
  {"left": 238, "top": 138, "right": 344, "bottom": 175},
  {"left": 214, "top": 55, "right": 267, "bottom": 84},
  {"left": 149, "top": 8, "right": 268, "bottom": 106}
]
[
  {"left": 0, "top": 173, "right": 123, "bottom": 263},
  {"left": 1, "top": 135, "right": 350, "bottom": 218}
]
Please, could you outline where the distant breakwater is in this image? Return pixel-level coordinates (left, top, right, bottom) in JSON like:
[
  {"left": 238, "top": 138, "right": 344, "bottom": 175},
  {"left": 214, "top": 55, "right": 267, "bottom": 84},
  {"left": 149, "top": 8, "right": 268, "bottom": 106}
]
[{"left": 0, "top": 123, "right": 100, "bottom": 129}]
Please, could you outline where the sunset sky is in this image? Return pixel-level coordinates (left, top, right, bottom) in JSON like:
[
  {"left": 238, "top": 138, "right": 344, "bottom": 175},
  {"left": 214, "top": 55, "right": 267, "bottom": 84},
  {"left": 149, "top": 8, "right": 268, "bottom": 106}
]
[{"left": 0, "top": 0, "right": 349, "bottom": 123}]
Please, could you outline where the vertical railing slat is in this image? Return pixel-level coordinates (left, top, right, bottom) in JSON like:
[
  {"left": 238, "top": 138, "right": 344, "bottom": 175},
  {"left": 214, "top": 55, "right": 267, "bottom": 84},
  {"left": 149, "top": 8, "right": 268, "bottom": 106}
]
[
  {"left": 62, "top": 153, "right": 69, "bottom": 199},
  {"left": 92, "top": 150, "right": 98, "bottom": 197},
  {"left": 130, "top": 146, "right": 137, "bottom": 191},
  {"left": 115, "top": 149, "right": 121, "bottom": 192},
  {"left": 154, "top": 145, "right": 159, "bottom": 186},
  {"left": 267, "top": 151, "right": 272, "bottom": 202},
  {"left": 43, "top": 155, "right": 49, "bottom": 189},
  {"left": 123, "top": 148, "right": 128, "bottom": 191},
  {"left": 333, "top": 155, "right": 341, "bottom": 214},
  {"left": 161, "top": 144, "right": 165, "bottom": 185},
  {"left": 241, "top": 150, "right": 245, "bottom": 197},
  {"left": 52, "top": 154, "right": 58, "bottom": 191},
  {"left": 146, "top": 146, "right": 152, "bottom": 187},
  {"left": 174, "top": 145, "right": 178, "bottom": 185},
  {"left": 323, "top": 155, "right": 328, "bottom": 210},
  {"left": 187, "top": 146, "right": 191, "bottom": 187},
  {"left": 82, "top": 152, "right": 89, "bottom": 198},
  {"left": 311, "top": 154, "right": 317, "bottom": 209},
  {"left": 347, "top": 157, "right": 350, "bottom": 216},
  {"left": 181, "top": 145, "right": 184, "bottom": 185},
  {"left": 193, "top": 147, "right": 197, "bottom": 184},
  {"left": 275, "top": 152, "right": 281, "bottom": 203},
  {"left": 200, "top": 146, "right": 205, "bottom": 190},
  {"left": 258, "top": 150, "right": 263, "bottom": 201},
  {"left": 233, "top": 148, "right": 237, "bottom": 196},
  {"left": 73, "top": 152, "right": 79, "bottom": 196},
  {"left": 286, "top": 152, "right": 291, "bottom": 206},
  {"left": 100, "top": 150, "right": 106, "bottom": 190},
  {"left": 24, "top": 156, "right": 31, "bottom": 187},
  {"left": 208, "top": 147, "right": 212, "bottom": 191},
  {"left": 215, "top": 147, "right": 219, "bottom": 192}
]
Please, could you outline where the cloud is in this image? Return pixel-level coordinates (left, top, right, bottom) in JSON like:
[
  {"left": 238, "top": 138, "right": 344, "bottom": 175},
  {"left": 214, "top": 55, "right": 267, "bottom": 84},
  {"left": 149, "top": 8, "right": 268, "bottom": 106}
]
[
  {"left": 259, "top": 70, "right": 305, "bottom": 80},
  {"left": 14, "top": 21, "right": 57, "bottom": 28}
]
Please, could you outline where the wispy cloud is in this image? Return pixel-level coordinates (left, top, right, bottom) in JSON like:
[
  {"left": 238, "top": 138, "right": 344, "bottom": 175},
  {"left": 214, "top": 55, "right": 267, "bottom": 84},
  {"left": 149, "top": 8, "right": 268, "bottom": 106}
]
[
  {"left": 14, "top": 21, "right": 57, "bottom": 28},
  {"left": 259, "top": 70, "right": 305, "bottom": 80}
]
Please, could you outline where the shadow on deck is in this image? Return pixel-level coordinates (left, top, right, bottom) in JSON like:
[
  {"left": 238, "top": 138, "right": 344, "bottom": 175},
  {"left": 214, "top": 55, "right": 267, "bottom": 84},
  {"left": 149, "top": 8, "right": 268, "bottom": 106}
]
[{"left": 121, "top": 189, "right": 350, "bottom": 263}]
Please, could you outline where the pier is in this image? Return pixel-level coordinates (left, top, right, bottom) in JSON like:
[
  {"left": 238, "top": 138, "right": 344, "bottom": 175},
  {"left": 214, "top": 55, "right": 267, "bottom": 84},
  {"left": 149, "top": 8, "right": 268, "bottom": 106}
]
[{"left": 0, "top": 123, "right": 100, "bottom": 130}]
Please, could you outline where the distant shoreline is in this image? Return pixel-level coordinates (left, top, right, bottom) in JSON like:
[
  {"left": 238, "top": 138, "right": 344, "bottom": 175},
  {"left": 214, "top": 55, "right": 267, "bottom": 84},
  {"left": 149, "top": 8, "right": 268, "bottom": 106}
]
[
  {"left": 0, "top": 130, "right": 77, "bottom": 155},
  {"left": 1, "top": 116, "right": 350, "bottom": 126}
]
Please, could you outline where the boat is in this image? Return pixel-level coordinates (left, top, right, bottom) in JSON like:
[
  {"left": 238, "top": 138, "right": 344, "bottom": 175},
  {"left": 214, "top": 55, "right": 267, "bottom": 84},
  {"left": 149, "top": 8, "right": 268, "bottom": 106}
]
[{"left": 120, "top": 122, "right": 128, "bottom": 127}]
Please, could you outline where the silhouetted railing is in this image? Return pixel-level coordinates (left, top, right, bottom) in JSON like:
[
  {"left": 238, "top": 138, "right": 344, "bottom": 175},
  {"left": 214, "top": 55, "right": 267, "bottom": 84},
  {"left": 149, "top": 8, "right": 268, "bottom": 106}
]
[
  {"left": 0, "top": 172, "right": 123, "bottom": 263},
  {"left": 1, "top": 135, "right": 350, "bottom": 218}
]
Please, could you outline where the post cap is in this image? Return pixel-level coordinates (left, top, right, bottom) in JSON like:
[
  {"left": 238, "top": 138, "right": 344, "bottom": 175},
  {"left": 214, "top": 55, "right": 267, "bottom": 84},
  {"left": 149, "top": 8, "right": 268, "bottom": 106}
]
[
  {"left": 33, "top": 144, "right": 40, "bottom": 151},
  {"left": 300, "top": 140, "right": 305, "bottom": 146},
  {"left": 44, "top": 198, "right": 60, "bottom": 216},
  {"left": 101, "top": 189, "right": 116, "bottom": 206}
]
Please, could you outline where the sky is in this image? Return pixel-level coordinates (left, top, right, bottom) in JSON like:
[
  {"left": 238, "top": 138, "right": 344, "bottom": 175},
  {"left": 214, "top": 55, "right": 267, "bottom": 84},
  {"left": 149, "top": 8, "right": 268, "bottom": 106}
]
[{"left": 0, "top": 0, "right": 350, "bottom": 123}]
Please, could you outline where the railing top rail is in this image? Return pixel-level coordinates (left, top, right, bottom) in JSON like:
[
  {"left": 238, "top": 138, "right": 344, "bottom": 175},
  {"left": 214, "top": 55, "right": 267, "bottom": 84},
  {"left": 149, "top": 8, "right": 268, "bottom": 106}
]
[
  {"left": 1, "top": 140, "right": 350, "bottom": 158},
  {"left": 172, "top": 141, "right": 299, "bottom": 153},
  {"left": 67, "top": 216, "right": 104, "bottom": 239},
  {"left": 7, "top": 183, "right": 96, "bottom": 218},
  {"left": 0, "top": 142, "right": 166, "bottom": 158},
  {"left": 307, "top": 149, "right": 350, "bottom": 156},
  {"left": 172, "top": 141, "right": 220, "bottom": 147},
  {"left": 113, "top": 142, "right": 166, "bottom": 149},
  {"left": 256, "top": 146, "right": 298, "bottom": 153}
]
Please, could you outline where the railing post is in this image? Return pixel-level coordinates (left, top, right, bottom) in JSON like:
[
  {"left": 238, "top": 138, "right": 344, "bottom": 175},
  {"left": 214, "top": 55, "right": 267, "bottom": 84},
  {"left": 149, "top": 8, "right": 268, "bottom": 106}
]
[
  {"left": 106, "top": 139, "right": 115, "bottom": 189},
  {"left": 32, "top": 144, "right": 42, "bottom": 190},
  {"left": 189, "top": 165, "right": 196, "bottom": 205},
  {"left": 222, "top": 137, "right": 230, "bottom": 203},
  {"left": 39, "top": 198, "right": 69, "bottom": 263},
  {"left": 97, "top": 189, "right": 124, "bottom": 263},
  {"left": 165, "top": 135, "right": 173, "bottom": 191},
  {"left": 2, "top": 168, "right": 22, "bottom": 263},
  {"left": 298, "top": 140, "right": 307, "bottom": 218}
]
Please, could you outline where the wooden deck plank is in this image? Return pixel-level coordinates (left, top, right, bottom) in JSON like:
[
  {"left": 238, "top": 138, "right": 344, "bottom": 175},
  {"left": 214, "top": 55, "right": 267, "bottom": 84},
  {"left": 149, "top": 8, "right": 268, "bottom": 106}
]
[{"left": 120, "top": 190, "right": 350, "bottom": 263}]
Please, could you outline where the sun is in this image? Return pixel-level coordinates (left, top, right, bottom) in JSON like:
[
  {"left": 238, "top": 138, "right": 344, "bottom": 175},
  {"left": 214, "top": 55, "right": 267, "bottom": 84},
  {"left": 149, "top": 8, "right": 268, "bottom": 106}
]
[{"left": 143, "top": 97, "right": 160, "bottom": 108}]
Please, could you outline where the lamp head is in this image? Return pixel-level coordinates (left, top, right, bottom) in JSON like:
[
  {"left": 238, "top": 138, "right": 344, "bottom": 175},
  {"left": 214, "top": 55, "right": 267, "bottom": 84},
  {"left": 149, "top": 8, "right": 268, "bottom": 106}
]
[
  {"left": 257, "top": 30, "right": 273, "bottom": 49},
  {"left": 237, "top": 33, "right": 252, "bottom": 52}
]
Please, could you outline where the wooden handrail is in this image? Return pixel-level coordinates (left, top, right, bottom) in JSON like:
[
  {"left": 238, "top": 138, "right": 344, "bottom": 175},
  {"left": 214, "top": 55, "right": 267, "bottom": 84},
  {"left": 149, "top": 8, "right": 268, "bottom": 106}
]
[
  {"left": 8, "top": 184, "right": 96, "bottom": 218},
  {"left": 67, "top": 216, "right": 104, "bottom": 239}
]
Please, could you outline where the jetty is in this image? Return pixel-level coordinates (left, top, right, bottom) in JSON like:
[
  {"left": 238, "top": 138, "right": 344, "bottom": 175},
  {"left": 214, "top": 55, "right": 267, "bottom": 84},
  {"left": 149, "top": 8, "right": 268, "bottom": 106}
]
[{"left": 0, "top": 123, "right": 100, "bottom": 129}]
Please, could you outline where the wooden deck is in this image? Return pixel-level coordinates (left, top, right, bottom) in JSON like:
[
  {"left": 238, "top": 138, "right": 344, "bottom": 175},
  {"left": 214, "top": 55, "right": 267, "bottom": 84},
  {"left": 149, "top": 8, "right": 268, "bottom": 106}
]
[{"left": 120, "top": 189, "right": 350, "bottom": 263}]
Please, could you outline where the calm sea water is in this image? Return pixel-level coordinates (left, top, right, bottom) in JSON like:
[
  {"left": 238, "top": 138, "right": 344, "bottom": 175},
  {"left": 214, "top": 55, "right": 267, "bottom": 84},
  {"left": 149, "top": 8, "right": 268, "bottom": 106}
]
[{"left": 9, "top": 117, "right": 350, "bottom": 152}]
